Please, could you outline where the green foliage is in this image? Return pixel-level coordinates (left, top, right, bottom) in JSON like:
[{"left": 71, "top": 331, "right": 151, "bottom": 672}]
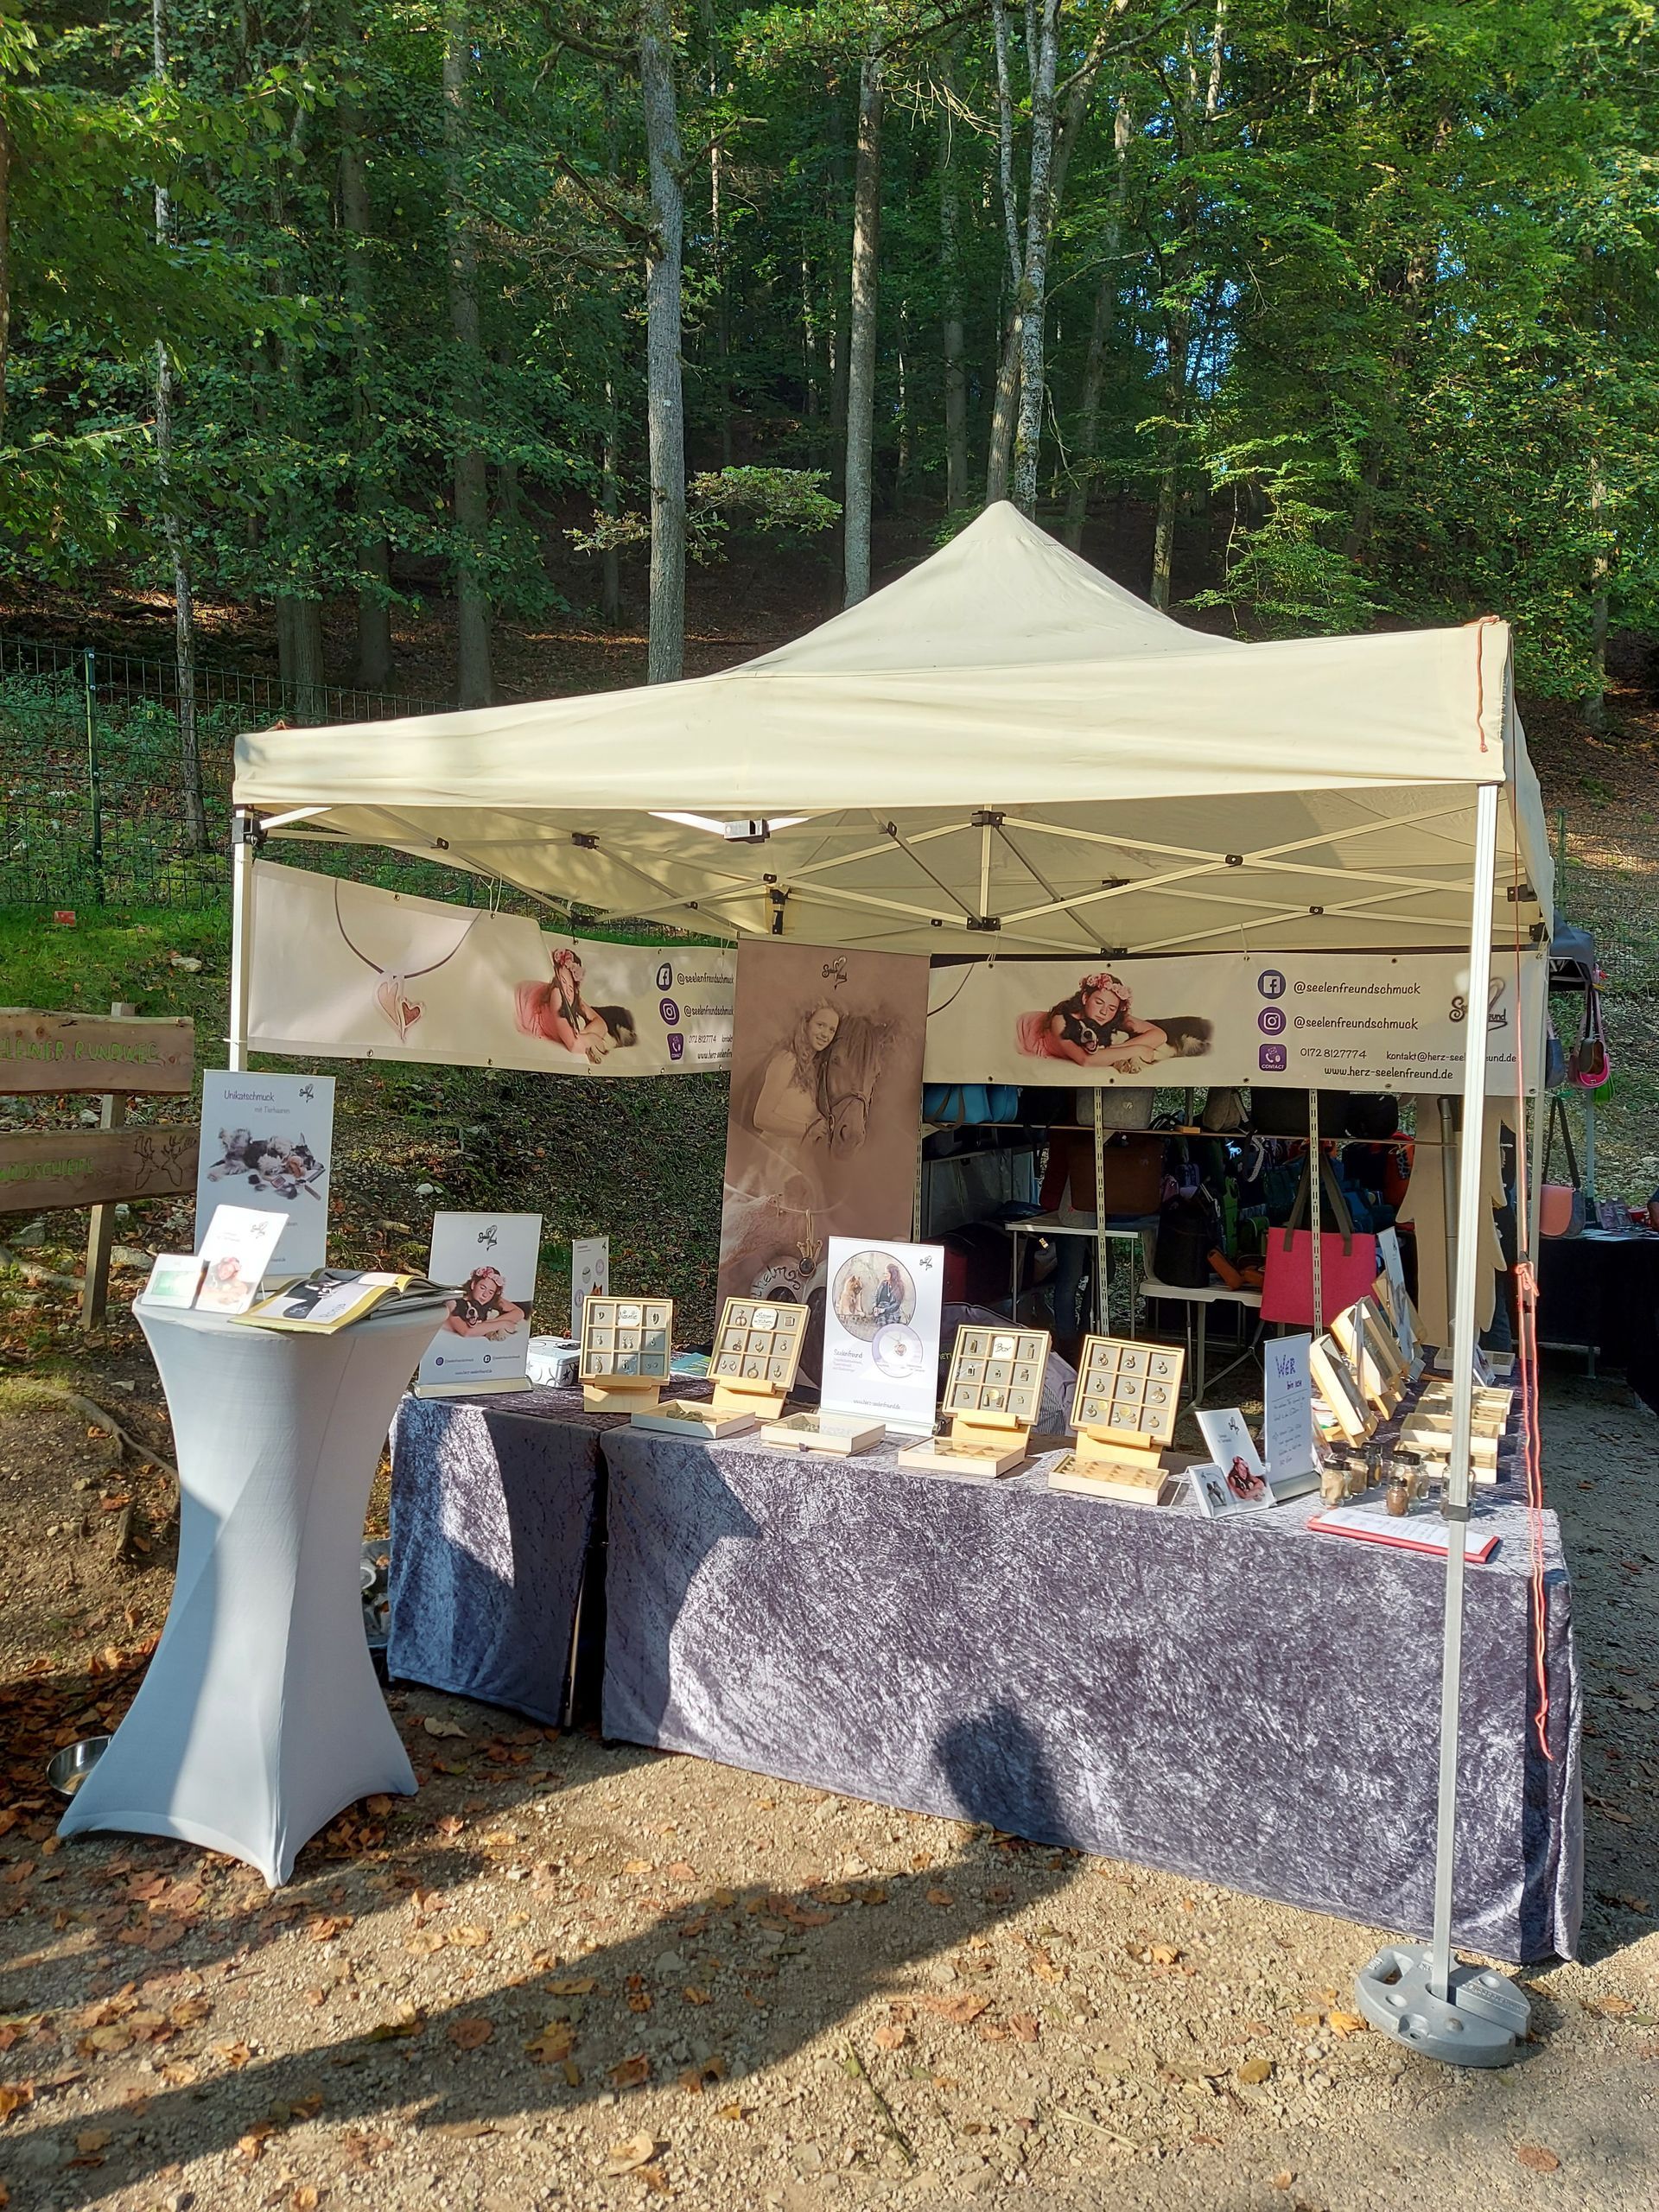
[{"left": 0, "top": 0, "right": 1654, "bottom": 697}]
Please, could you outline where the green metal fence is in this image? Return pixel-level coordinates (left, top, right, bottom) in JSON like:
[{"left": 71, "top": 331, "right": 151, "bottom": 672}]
[{"left": 0, "top": 637, "right": 445, "bottom": 910}]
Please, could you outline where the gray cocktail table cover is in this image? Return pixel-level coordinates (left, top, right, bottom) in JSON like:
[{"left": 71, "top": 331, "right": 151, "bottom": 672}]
[
  {"left": 60, "top": 1299, "right": 435, "bottom": 1885},
  {"left": 601, "top": 1431, "right": 1581, "bottom": 1963},
  {"left": 387, "top": 1388, "right": 612, "bottom": 1725}
]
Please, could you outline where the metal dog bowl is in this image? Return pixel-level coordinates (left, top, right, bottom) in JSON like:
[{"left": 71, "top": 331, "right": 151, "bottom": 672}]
[{"left": 48, "top": 1735, "right": 111, "bottom": 1799}]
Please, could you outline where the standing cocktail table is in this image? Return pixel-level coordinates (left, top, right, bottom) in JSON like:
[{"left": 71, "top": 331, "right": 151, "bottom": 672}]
[{"left": 59, "top": 1297, "right": 441, "bottom": 1885}]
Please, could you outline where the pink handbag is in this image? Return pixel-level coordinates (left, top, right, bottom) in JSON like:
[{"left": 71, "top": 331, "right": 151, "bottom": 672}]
[{"left": 1261, "top": 1154, "right": 1381, "bottom": 1329}]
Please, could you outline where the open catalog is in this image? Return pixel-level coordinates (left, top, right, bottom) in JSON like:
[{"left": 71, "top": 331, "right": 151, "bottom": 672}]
[{"left": 231, "top": 1270, "right": 453, "bottom": 1335}]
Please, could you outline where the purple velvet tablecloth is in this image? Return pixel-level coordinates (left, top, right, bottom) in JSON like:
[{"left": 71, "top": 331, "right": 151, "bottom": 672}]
[
  {"left": 387, "top": 1387, "right": 615, "bottom": 1726},
  {"left": 385, "top": 1391, "right": 1581, "bottom": 1961},
  {"left": 600, "top": 1431, "right": 1581, "bottom": 1964}
]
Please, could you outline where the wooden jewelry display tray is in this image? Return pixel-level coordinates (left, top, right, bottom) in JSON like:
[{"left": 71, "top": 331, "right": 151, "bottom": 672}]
[
  {"left": 634, "top": 1298, "right": 809, "bottom": 1439},
  {"left": 1048, "top": 1336, "right": 1189, "bottom": 1503},
  {"left": 899, "top": 1325, "right": 1051, "bottom": 1480},
  {"left": 579, "top": 1296, "right": 674, "bottom": 1413}
]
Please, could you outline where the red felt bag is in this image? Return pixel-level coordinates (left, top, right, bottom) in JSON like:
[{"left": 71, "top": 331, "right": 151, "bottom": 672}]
[{"left": 1261, "top": 1154, "right": 1380, "bottom": 1329}]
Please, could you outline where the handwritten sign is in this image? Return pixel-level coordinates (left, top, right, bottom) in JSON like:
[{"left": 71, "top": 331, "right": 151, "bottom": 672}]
[
  {"left": 1262, "top": 1332, "right": 1319, "bottom": 1493},
  {"left": 0, "top": 1011, "right": 194, "bottom": 1096},
  {"left": 0, "top": 1128, "right": 200, "bottom": 1216}
]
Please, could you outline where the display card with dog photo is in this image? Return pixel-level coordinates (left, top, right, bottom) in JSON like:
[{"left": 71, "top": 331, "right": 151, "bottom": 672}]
[
  {"left": 195, "top": 1071, "right": 336, "bottom": 1277},
  {"left": 416, "top": 1211, "right": 543, "bottom": 1396}
]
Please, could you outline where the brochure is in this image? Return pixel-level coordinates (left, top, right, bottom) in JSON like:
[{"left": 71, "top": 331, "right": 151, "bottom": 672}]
[
  {"left": 232, "top": 1269, "right": 448, "bottom": 1334},
  {"left": 193, "top": 1205, "right": 289, "bottom": 1315},
  {"left": 143, "top": 1252, "right": 205, "bottom": 1310},
  {"left": 1187, "top": 1459, "right": 1271, "bottom": 1520},
  {"left": 195, "top": 1070, "right": 336, "bottom": 1277},
  {"left": 820, "top": 1236, "right": 944, "bottom": 1436},
  {"left": 570, "top": 1235, "right": 609, "bottom": 1336},
  {"left": 416, "top": 1211, "right": 543, "bottom": 1395}
]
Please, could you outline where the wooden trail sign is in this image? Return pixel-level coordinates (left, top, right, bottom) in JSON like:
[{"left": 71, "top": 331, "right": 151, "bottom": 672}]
[
  {"left": 0, "top": 1127, "right": 199, "bottom": 1217},
  {"left": 0, "top": 1009, "right": 193, "bottom": 1095},
  {"left": 0, "top": 1004, "right": 197, "bottom": 1327}
]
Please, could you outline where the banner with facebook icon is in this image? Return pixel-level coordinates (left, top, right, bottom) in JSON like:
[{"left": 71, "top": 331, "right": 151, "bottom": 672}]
[
  {"left": 246, "top": 861, "right": 734, "bottom": 1077},
  {"left": 922, "top": 948, "right": 1546, "bottom": 1096}
]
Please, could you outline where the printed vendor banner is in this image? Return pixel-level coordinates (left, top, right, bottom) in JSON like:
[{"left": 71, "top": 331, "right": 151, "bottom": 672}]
[
  {"left": 246, "top": 861, "right": 734, "bottom": 1076},
  {"left": 715, "top": 940, "right": 930, "bottom": 1320},
  {"left": 923, "top": 950, "right": 1547, "bottom": 1096},
  {"left": 195, "top": 1071, "right": 335, "bottom": 1277}
]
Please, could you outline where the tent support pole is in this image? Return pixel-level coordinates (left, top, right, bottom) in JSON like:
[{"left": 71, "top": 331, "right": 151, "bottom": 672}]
[
  {"left": 228, "top": 811, "right": 257, "bottom": 1073},
  {"left": 1353, "top": 780, "right": 1529, "bottom": 2066},
  {"left": 1093, "top": 1106, "right": 1107, "bottom": 1338}
]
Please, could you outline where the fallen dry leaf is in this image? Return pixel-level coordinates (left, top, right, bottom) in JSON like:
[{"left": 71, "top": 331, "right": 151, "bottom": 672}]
[
  {"left": 715, "top": 2101, "right": 748, "bottom": 2122},
  {"left": 602, "top": 2133, "right": 659, "bottom": 2177},
  {"left": 1237, "top": 2058, "right": 1274, "bottom": 2086},
  {"left": 404, "top": 1931, "right": 445, "bottom": 1957},
  {"left": 525, "top": 2024, "right": 576, "bottom": 2064},
  {"left": 447, "top": 2018, "right": 493, "bottom": 2050},
  {"left": 682, "top": 1986, "right": 711, "bottom": 2006},
  {"left": 1007, "top": 2012, "right": 1039, "bottom": 2044},
  {"left": 294, "top": 2189, "right": 324, "bottom": 2210},
  {"left": 1587, "top": 1993, "right": 1635, "bottom": 2019},
  {"left": 873, "top": 2024, "right": 907, "bottom": 2050},
  {"left": 1516, "top": 2144, "right": 1561, "bottom": 2173},
  {"left": 308, "top": 1916, "right": 352, "bottom": 1943},
  {"left": 213, "top": 2040, "right": 254, "bottom": 2068},
  {"left": 75, "top": 2129, "right": 111, "bottom": 2154},
  {"left": 1271, "top": 2175, "right": 1294, "bottom": 2193},
  {"left": 622, "top": 1858, "right": 653, "bottom": 1875},
  {"left": 448, "top": 1924, "right": 492, "bottom": 1948},
  {"left": 0, "top": 2085, "right": 31, "bottom": 2123},
  {"left": 422, "top": 1717, "right": 467, "bottom": 1739},
  {"left": 924, "top": 1995, "right": 990, "bottom": 2026},
  {"left": 1325, "top": 2011, "right": 1367, "bottom": 2038},
  {"left": 547, "top": 1976, "right": 598, "bottom": 1996},
  {"left": 610, "top": 2055, "right": 652, "bottom": 2088},
  {"left": 366, "top": 2006, "right": 423, "bottom": 2043}
]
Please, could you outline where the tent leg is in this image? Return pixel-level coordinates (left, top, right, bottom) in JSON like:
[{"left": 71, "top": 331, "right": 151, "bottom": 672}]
[
  {"left": 228, "top": 812, "right": 257, "bottom": 1074},
  {"left": 1354, "top": 782, "right": 1529, "bottom": 2067}
]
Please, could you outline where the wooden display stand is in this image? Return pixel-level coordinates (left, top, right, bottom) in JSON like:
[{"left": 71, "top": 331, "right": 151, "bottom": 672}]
[
  {"left": 580, "top": 1295, "right": 674, "bottom": 1414},
  {"left": 1047, "top": 1337, "right": 1188, "bottom": 1503},
  {"left": 636, "top": 1299, "right": 807, "bottom": 1439},
  {"left": 759, "top": 1410, "right": 887, "bottom": 1455},
  {"left": 899, "top": 1325, "right": 1051, "bottom": 1482},
  {"left": 1331, "top": 1297, "right": 1407, "bottom": 1421}
]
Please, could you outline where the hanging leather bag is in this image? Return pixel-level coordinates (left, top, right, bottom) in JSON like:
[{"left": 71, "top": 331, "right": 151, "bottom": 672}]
[
  {"left": 1539, "top": 1096, "right": 1586, "bottom": 1238},
  {"left": 1260, "top": 1151, "right": 1381, "bottom": 1329},
  {"left": 1569, "top": 984, "right": 1610, "bottom": 1090}
]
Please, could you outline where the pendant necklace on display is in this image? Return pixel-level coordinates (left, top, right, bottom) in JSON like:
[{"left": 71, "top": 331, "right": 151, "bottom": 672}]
[{"left": 334, "top": 883, "right": 480, "bottom": 1042}]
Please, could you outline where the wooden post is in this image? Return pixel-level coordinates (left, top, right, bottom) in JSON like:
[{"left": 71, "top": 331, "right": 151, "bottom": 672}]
[{"left": 80, "top": 1000, "right": 136, "bottom": 1331}]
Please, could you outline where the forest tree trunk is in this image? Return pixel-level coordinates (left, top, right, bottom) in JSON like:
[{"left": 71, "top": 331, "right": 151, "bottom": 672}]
[
  {"left": 842, "top": 44, "right": 883, "bottom": 607},
  {"left": 601, "top": 378, "right": 622, "bottom": 624},
  {"left": 1062, "top": 98, "right": 1132, "bottom": 550},
  {"left": 152, "top": 0, "right": 206, "bottom": 850},
  {"left": 444, "top": 3, "right": 493, "bottom": 709},
  {"left": 641, "top": 0, "right": 686, "bottom": 681},
  {"left": 338, "top": 1, "right": 392, "bottom": 692},
  {"left": 1011, "top": 0, "right": 1060, "bottom": 515},
  {"left": 0, "top": 102, "right": 10, "bottom": 437},
  {"left": 938, "top": 51, "right": 969, "bottom": 512},
  {"left": 984, "top": 0, "right": 1023, "bottom": 504}
]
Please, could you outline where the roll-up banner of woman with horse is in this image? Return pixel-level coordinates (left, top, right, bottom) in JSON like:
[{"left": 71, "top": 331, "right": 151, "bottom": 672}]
[{"left": 715, "top": 943, "right": 931, "bottom": 1375}]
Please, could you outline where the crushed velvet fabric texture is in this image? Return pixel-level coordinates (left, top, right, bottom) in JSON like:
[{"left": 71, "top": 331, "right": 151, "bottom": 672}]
[
  {"left": 601, "top": 1432, "right": 1580, "bottom": 1964},
  {"left": 387, "top": 1388, "right": 613, "bottom": 1726}
]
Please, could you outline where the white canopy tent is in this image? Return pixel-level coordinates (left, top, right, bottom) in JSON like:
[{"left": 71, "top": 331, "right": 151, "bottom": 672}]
[
  {"left": 233, "top": 502, "right": 1551, "bottom": 961},
  {"left": 231, "top": 501, "right": 1554, "bottom": 2062}
]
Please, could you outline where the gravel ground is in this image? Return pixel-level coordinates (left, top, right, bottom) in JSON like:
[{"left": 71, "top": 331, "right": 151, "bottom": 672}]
[{"left": 0, "top": 1367, "right": 1656, "bottom": 2212}]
